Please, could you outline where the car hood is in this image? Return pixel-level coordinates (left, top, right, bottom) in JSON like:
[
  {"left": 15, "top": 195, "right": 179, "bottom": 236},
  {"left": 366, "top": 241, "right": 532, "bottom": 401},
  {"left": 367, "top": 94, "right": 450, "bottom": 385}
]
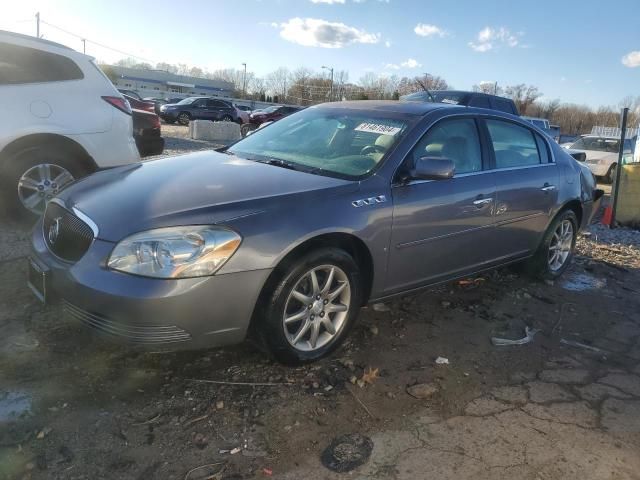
[{"left": 59, "top": 151, "right": 353, "bottom": 242}]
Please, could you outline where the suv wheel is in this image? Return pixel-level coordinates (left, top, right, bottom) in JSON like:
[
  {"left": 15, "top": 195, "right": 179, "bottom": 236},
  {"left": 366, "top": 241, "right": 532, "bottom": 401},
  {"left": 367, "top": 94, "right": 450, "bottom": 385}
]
[
  {"left": 177, "top": 112, "right": 191, "bottom": 125},
  {"left": 259, "top": 248, "right": 363, "bottom": 364},
  {"left": 221, "top": 115, "right": 233, "bottom": 122},
  {"left": 1, "top": 146, "right": 86, "bottom": 220},
  {"left": 526, "top": 210, "right": 578, "bottom": 280}
]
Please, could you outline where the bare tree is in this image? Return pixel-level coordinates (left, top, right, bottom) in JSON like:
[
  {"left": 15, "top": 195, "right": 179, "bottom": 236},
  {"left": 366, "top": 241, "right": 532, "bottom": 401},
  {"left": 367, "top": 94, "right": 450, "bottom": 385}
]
[
  {"left": 265, "top": 67, "right": 291, "bottom": 101},
  {"left": 156, "top": 62, "right": 178, "bottom": 74},
  {"left": 472, "top": 81, "right": 501, "bottom": 95},
  {"left": 504, "top": 84, "right": 542, "bottom": 113}
]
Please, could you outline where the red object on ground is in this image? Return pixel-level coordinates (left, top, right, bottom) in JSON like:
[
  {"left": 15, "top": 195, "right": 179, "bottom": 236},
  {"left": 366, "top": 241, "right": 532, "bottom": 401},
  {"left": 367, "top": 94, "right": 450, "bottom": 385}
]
[{"left": 601, "top": 205, "right": 613, "bottom": 226}]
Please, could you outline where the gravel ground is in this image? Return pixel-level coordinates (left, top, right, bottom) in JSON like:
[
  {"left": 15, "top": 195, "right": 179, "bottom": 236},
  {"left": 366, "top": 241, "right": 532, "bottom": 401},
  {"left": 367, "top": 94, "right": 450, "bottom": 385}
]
[{"left": 1, "top": 134, "right": 639, "bottom": 479}]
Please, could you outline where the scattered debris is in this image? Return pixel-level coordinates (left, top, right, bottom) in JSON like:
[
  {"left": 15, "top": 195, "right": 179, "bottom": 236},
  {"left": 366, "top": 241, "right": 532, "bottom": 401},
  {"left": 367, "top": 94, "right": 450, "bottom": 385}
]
[
  {"left": 435, "top": 356, "right": 449, "bottom": 365},
  {"left": 406, "top": 383, "right": 439, "bottom": 399},
  {"left": 369, "top": 325, "right": 379, "bottom": 335},
  {"left": 491, "top": 327, "right": 539, "bottom": 346},
  {"left": 372, "top": 303, "right": 391, "bottom": 312},
  {"left": 187, "top": 378, "right": 293, "bottom": 387},
  {"left": 560, "top": 338, "right": 606, "bottom": 353},
  {"left": 36, "top": 428, "right": 51, "bottom": 440},
  {"left": 193, "top": 433, "right": 208, "bottom": 449},
  {"left": 345, "top": 384, "right": 376, "bottom": 419},
  {"left": 262, "top": 467, "right": 273, "bottom": 476},
  {"left": 230, "top": 447, "right": 242, "bottom": 455},
  {"left": 320, "top": 433, "right": 374, "bottom": 473},
  {"left": 561, "top": 272, "right": 606, "bottom": 292},
  {"left": 215, "top": 400, "right": 224, "bottom": 410},
  {"left": 133, "top": 413, "right": 161, "bottom": 426},
  {"left": 361, "top": 367, "right": 379, "bottom": 385},
  {"left": 183, "top": 414, "right": 208, "bottom": 428},
  {"left": 184, "top": 462, "right": 226, "bottom": 480},
  {"left": 457, "top": 277, "right": 485, "bottom": 289}
]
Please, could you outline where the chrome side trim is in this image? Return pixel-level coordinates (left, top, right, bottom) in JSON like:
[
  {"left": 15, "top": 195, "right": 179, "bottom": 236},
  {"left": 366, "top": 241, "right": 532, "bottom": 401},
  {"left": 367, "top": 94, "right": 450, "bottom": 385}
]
[{"left": 71, "top": 206, "right": 99, "bottom": 237}]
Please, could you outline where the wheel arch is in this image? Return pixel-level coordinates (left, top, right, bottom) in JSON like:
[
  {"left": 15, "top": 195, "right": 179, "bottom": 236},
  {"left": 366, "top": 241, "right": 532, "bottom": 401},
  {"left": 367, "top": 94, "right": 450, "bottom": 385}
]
[
  {"left": 0, "top": 133, "right": 98, "bottom": 174},
  {"left": 247, "top": 232, "right": 375, "bottom": 340}
]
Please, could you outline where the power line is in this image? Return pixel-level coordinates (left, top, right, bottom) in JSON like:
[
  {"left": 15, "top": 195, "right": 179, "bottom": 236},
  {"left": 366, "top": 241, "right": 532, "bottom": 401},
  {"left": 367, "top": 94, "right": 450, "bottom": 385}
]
[{"left": 40, "top": 19, "right": 155, "bottom": 63}]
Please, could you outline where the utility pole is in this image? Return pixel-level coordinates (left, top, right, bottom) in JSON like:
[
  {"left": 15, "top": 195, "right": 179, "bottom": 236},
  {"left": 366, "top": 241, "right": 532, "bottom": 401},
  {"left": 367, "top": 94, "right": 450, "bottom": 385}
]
[
  {"left": 494, "top": 81, "right": 498, "bottom": 94},
  {"left": 322, "top": 66, "right": 334, "bottom": 101},
  {"left": 241, "top": 63, "right": 247, "bottom": 99},
  {"left": 81, "top": 39, "right": 86, "bottom": 54},
  {"left": 35, "top": 12, "right": 40, "bottom": 37}
]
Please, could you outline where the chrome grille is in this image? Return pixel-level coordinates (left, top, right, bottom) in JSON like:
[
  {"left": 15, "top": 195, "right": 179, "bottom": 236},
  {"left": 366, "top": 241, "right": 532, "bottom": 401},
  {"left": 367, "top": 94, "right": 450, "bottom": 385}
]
[{"left": 43, "top": 202, "right": 94, "bottom": 262}]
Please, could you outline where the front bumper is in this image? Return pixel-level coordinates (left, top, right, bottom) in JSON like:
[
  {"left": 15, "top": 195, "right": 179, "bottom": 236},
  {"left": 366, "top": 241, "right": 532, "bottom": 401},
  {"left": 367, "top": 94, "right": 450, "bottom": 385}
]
[{"left": 30, "top": 220, "right": 271, "bottom": 350}]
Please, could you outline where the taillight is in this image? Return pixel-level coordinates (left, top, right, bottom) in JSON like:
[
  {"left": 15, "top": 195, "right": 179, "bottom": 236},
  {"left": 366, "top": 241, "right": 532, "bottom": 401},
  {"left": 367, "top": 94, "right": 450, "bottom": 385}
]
[
  {"left": 102, "top": 96, "right": 132, "bottom": 115},
  {"left": 151, "top": 114, "right": 160, "bottom": 129}
]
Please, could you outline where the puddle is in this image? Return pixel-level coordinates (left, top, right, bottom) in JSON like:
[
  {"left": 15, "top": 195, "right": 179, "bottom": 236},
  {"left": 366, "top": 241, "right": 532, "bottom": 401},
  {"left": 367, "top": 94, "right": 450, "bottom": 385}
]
[
  {"left": 561, "top": 273, "right": 606, "bottom": 292},
  {"left": 0, "top": 391, "right": 32, "bottom": 422}
]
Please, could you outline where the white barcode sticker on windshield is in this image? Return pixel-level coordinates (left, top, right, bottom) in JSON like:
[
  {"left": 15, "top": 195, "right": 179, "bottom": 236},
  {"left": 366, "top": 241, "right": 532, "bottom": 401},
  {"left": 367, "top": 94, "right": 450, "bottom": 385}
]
[{"left": 355, "top": 123, "right": 402, "bottom": 136}]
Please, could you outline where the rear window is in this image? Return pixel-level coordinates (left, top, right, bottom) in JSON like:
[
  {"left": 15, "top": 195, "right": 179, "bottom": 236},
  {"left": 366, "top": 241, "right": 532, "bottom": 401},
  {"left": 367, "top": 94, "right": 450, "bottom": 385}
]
[
  {"left": 492, "top": 98, "right": 517, "bottom": 115},
  {"left": 0, "top": 42, "right": 83, "bottom": 85}
]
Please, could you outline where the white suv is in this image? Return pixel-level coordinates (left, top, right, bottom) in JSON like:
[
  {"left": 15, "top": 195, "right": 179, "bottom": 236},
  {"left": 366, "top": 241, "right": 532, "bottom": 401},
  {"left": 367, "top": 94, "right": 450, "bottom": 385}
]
[{"left": 0, "top": 30, "right": 140, "bottom": 218}]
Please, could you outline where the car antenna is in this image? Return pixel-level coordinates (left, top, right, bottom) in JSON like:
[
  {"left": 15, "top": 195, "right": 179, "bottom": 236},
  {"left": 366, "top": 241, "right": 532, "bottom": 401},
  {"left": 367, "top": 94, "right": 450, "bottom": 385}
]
[{"left": 415, "top": 75, "right": 436, "bottom": 103}]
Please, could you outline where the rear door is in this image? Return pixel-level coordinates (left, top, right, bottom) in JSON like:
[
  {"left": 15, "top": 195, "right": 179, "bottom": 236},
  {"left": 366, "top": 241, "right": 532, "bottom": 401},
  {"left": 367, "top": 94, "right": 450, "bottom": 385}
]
[
  {"left": 191, "top": 98, "right": 210, "bottom": 120},
  {"left": 482, "top": 117, "right": 559, "bottom": 258},
  {"left": 386, "top": 116, "right": 498, "bottom": 293}
]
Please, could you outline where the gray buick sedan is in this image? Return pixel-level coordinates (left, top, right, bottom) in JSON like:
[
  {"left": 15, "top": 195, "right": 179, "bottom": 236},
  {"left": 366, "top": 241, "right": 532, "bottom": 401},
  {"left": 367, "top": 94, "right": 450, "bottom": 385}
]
[{"left": 29, "top": 101, "right": 601, "bottom": 364}]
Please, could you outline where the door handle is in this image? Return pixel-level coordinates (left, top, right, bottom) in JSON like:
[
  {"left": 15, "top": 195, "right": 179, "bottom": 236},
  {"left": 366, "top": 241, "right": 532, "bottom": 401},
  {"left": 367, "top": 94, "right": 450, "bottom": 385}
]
[
  {"left": 473, "top": 198, "right": 493, "bottom": 206},
  {"left": 541, "top": 184, "right": 556, "bottom": 192}
]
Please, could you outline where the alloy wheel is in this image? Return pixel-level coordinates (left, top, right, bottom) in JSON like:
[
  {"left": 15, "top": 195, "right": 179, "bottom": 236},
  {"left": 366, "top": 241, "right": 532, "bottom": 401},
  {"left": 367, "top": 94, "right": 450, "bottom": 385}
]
[
  {"left": 17, "top": 163, "right": 74, "bottom": 215},
  {"left": 283, "top": 265, "right": 351, "bottom": 352},
  {"left": 548, "top": 219, "right": 574, "bottom": 271}
]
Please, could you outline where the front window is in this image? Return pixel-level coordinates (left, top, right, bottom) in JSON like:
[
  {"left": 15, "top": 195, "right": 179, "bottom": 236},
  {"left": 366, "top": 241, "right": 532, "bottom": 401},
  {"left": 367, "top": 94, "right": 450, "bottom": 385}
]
[{"left": 229, "top": 107, "right": 411, "bottom": 179}]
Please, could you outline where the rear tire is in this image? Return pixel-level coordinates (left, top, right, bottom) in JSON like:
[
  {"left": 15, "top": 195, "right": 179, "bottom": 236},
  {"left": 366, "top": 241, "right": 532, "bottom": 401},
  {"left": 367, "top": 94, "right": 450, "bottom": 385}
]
[
  {"left": 258, "top": 248, "right": 363, "bottom": 365},
  {"left": 0, "top": 146, "right": 88, "bottom": 222},
  {"left": 221, "top": 115, "right": 233, "bottom": 122},
  {"left": 525, "top": 210, "right": 578, "bottom": 280}
]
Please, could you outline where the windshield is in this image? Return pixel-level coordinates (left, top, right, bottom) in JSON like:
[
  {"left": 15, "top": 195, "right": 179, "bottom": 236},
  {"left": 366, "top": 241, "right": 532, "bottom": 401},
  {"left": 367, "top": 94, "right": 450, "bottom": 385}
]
[
  {"left": 260, "top": 106, "right": 280, "bottom": 113},
  {"left": 570, "top": 137, "right": 633, "bottom": 153},
  {"left": 176, "top": 97, "right": 198, "bottom": 105},
  {"left": 229, "top": 107, "right": 411, "bottom": 179}
]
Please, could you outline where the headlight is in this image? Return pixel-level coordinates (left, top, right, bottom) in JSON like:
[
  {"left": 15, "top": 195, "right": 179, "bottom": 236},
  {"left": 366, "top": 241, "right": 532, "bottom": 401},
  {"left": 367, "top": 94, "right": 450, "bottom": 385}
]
[{"left": 108, "top": 226, "right": 241, "bottom": 279}]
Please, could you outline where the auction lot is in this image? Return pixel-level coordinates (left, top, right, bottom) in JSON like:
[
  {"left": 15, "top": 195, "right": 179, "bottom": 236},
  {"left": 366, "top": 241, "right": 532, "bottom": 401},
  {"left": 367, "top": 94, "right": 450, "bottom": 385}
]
[{"left": 1, "top": 128, "right": 640, "bottom": 480}]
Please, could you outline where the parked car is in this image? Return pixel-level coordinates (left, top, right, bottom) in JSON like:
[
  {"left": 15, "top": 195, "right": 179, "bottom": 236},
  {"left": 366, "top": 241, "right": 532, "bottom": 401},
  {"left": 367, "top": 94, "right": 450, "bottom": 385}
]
[
  {"left": 234, "top": 105, "right": 250, "bottom": 124},
  {"left": 123, "top": 94, "right": 155, "bottom": 113},
  {"left": 0, "top": 30, "right": 139, "bottom": 219},
  {"left": 28, "top": 101, "right": 602, "bottom": 364},
  {"left": 248, "top": 105, "right": 302, "bottom": 126},
  {"left": 236, "top": 105, "right": 253, "bottom": 114},
  {"left": 132, "top": 109, "right": 164, "bottom": 157},
  {"left": 144, "top": 97, "right": 183, "bottom": 115},
  {"left": 564, "top": 135, "right": 635, "bottom": 183},
  {"left": 159, "top": 97, "right": 240, "bottom": 125},
  {"left": 521, "top": 116, "right": 560, "bottom": 141},
  {"left": 400, "top": 90, "right": 519, "bottom": 115},
  {"left": 117, "top": 89, "right": 142, "bottom": 100}
]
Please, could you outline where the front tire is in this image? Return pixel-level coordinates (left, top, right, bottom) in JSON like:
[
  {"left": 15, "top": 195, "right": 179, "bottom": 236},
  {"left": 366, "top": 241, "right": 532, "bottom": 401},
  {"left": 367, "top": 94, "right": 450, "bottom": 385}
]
[
  {"left": 221, "top": 114, "right": 233, "bottom": 122},
  {"left": 259, "top": 248, "right": 363, "bottom": 365},
  {"left": 605, "top": 164, "right": 617, "bottom": 184},
  {"left": 177, "top": 112, "right": 191, "bottom": 125},
  {"left": 525, "top": 210, "right": 578, "bottom": 280}
]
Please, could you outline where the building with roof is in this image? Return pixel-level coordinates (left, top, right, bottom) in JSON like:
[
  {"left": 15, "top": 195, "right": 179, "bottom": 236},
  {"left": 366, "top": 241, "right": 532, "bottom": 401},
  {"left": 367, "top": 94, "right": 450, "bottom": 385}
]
[{"left": 107, "top": 65, "right": 234, "bottom": 99}]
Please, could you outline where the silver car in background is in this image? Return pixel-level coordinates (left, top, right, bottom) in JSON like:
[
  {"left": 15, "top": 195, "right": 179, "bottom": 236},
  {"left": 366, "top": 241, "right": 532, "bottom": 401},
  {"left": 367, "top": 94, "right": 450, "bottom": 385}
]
[{"left": 29, "top": 101, "right": 602, "bottom": 364}]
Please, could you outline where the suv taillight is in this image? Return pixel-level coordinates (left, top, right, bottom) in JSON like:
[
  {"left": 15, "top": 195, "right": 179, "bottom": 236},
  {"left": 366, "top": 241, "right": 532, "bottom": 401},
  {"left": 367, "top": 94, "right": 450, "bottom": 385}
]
[{"left": 102, "top": 96, "right": 132, "bottom": 115}]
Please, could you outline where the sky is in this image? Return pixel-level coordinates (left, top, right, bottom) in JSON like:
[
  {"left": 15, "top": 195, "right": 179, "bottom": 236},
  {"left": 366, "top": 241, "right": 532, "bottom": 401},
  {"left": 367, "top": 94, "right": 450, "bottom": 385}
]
[{"left": 2, "top": 0, "right": 638, "bottom": 108}]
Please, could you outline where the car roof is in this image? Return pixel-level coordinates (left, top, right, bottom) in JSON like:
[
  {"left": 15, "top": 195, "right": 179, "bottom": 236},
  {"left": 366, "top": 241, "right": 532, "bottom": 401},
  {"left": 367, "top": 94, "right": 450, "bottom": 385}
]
[
  {"left": 0, "top": 29, "right": 74, "bottom": 51},
  {"left": 315, "top": 100, "right": 453, "bottom": 115}
]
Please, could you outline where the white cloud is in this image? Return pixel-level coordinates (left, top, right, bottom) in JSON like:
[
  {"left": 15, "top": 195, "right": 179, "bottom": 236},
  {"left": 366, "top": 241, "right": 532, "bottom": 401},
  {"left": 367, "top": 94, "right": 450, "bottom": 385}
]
[
  {"left": 622, "top": 51, "right": 640, "bottom": 68},
  {"left": 414, "top": 23, "right": 447, "bottom": 38},
  {"left": 278, "top": 18, "right": 380, "bottom": 48},
  {"left": 385, "top": 40, "right": 392, "bottom": 48},
  {"left": 469, "top": 26, "right": 521, "bottom": 52},
  {"left": 385, "top": 58, "right": 422, "bottom": 70},
  {"left": 310, "top": 0, "right": 345, "bottom": 3}
]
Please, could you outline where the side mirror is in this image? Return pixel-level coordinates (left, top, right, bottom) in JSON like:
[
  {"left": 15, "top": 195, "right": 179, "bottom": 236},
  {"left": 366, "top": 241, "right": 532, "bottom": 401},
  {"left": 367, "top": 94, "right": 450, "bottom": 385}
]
[{"left": 410, "top": 156, "right": 455, "bottom": 180}]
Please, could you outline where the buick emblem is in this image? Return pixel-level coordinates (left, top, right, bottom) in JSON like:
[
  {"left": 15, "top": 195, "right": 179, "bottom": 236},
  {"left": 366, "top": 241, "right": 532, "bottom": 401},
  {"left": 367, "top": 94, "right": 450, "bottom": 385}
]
[{"left": 48, "top": 217, "right": 62, "bottom": 245}]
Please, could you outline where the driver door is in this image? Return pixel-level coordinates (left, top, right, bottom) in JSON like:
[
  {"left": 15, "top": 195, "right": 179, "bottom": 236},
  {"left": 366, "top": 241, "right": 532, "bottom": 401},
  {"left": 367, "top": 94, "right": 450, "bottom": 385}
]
[{"left": 386, "top": 117, "right": 498, "bottom": 293}]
